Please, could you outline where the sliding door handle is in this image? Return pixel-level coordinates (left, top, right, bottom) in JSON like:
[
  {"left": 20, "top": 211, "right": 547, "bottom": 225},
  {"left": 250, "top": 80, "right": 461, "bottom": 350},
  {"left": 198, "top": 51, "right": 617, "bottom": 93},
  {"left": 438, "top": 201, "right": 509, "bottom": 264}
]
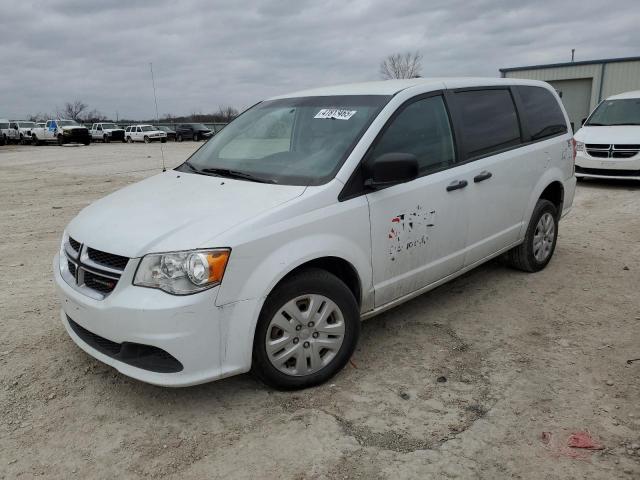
[
  {"left": 446, "top": 180, "right": 468, "bottom": 192},
  {"left": 473, "top": 171, "right": 492, "bottom": 183}
]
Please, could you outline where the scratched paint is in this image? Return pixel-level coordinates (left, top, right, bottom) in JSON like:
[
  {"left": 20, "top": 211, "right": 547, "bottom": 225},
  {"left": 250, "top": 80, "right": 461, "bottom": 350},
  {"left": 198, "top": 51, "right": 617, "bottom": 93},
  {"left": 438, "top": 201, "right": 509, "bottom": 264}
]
[{"left": 388, "top": 206, "right": 436, "bottom": 261}]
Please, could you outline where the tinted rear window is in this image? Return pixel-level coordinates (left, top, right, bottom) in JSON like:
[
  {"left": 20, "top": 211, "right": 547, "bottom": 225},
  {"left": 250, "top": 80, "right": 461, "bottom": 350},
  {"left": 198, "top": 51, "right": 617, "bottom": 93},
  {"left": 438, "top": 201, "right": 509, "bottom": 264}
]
[
  {"left": 516, "top": 86, "right": 567, "bottom": 140},
  {"left": 453, "top": 89, "right": 521, "bottom": 158}
]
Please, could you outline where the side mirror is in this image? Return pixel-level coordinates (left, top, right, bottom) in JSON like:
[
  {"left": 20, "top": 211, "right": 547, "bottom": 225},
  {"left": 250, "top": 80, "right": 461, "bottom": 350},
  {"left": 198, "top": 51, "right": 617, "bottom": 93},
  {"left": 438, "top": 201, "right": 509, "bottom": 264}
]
[{"left": 364, "top": 153, "right": 418, "bottom": 189}]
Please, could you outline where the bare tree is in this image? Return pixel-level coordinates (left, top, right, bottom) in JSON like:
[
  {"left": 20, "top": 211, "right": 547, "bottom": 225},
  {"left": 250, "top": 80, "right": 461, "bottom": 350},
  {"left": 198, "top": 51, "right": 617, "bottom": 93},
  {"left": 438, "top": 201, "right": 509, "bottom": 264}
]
[
  {"left": 83, "top": 109, "right": 107, "bottom": 123},
  {"left": 379, "top": 51, "right": 423, "bottom": 80},
  {"left": 58, "top": 100, "right": 88, "bottom": 121},
  {"left": 215, "top": 105, "right": 239, "bottom": 123}
]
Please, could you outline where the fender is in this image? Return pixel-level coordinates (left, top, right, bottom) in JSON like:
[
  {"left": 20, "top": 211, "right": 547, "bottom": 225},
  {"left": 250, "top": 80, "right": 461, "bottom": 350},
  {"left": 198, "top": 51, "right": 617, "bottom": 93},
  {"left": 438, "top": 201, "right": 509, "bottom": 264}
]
[{"left": 518, "top": 166, "right": 567, "bottom": 240}]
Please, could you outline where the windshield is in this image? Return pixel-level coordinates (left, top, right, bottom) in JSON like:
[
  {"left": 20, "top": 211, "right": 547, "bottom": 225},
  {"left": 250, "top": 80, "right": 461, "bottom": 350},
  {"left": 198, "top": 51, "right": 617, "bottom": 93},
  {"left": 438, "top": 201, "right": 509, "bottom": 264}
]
[
  {"left": 189, "top": 123, "right": 209, "bottom": 130},
  {"left": 140, "top": 125, "right": 154, "bottom": 131},
  {"left": 57, "top": 120, "right": 79, "bottom": 126},
  {"left": 18, "top": 122, "right": 35, "bottom": 128},
  {"left": 101, "top": 123, "right": 120, "bottom": 129},
  {"left": 586, "top": 98, "right": 640, "bottom": 126},
  {"left": 179, "top": 95, "right": 390, "bottom": 185}
]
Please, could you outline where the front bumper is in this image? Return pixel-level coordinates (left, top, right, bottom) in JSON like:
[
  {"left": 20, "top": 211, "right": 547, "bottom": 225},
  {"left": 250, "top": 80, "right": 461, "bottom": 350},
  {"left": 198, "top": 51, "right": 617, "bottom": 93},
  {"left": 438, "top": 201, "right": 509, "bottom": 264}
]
[
  {"left": 575, "top": 152, "right": 640, "bottom": 180},
  {"left": 53, "top": 253, "right": 260, "bottom": 387}
]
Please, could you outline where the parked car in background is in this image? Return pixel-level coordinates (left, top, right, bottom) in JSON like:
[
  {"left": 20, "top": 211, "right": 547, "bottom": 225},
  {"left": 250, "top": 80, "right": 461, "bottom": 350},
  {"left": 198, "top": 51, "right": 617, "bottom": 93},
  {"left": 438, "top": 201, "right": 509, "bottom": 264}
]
[
  {"left": 31, "top": 119, "right": 91, "bottom": 145},
  {"left": 175, "top": 123, "right": 213, "bottom": 142},
  {"left": 13, "top": 120, "right": 37, "bottom": 144},
  {"left": 124, "top": 125, "right": 167, "bottom": 143},
  {"left": 0, "top": 119, "right": 9, "bottom": 145},
  {"left": 155, "top": 126, "right": 176, "bottom": 141},
  {"left": 5, "top": 121, "right": 21, "bottom": 143},
  {"left": 574, "top": 90, "right": 640, "bottom": 180},
  {"left": 90, "top": 123, "right": 126, "bottom": 143},
  {"left": 54, "top": 78, "right": 575, "bottom": 390}
]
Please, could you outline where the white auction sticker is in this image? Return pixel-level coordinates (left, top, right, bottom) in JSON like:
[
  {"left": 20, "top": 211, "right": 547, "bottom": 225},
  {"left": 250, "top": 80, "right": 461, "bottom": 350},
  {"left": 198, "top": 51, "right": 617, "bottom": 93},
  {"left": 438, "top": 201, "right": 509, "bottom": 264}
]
[{"left": 314, "top": 109, "right": 357, "bottom": 120}]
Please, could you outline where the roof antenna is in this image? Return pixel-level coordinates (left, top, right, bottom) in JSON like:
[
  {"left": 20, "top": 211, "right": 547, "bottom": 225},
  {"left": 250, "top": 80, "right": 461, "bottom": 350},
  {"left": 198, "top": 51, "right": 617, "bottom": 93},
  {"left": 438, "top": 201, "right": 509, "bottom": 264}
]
[{"left": 150, "top": 62, "right": 166, "bottom": 172}]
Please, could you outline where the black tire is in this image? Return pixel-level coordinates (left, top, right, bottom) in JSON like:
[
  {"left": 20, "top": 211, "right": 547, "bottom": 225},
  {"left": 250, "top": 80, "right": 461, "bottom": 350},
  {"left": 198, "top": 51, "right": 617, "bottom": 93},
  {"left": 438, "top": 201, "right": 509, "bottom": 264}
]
[
  {"left": 193, "top": 132, "right": 199, "bottom": 141},
  {"left": 57, "top": 135, "right": 64, "bottom": 146},
  {"left": 506, "top": 199, "right": 558, "bottom": 272},
  {"left": 177, "top": 134, "right": 183, "bottom": 142},
  {"left": 31, "top": 135, "right": 39, "bottom": 146},
  {"left": 161, "top": 138, "right": 167, "bottom": 143},
  {"left": 104, "top": 135, "right": 110, "bottom": 143},
  {"left": 252, "top": 268, "right": 360, "bottom": 390},
  {"left": 122, "top": 138, "right": 127, "bottom": 143},
  {"left": 144, "top": 136, "right": 150, "bottom": 144},
  {"left": 126, "top": 136, "right": 132, "bottom": 143}
]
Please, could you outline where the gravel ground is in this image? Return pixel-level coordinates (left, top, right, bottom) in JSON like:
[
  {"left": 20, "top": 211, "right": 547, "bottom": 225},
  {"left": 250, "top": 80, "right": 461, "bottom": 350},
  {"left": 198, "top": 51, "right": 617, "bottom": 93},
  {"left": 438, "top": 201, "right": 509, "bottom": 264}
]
[{"left": 1, "top": 142, "right": 639, "bottom": 479}]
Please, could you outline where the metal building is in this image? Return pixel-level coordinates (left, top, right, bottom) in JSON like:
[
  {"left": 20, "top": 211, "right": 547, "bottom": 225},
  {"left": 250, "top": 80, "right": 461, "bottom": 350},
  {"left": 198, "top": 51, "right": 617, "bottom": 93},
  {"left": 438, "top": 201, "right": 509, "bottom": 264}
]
[{"left": 500, "top": 56, "right": 640, "bottom": 131}]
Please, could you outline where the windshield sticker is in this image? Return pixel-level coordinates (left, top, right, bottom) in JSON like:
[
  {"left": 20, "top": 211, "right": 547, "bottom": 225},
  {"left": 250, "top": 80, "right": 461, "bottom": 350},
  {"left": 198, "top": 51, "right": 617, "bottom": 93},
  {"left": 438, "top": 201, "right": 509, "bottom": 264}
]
[{"left": 314, "top": 109, "right": 357, "bottom": 120}]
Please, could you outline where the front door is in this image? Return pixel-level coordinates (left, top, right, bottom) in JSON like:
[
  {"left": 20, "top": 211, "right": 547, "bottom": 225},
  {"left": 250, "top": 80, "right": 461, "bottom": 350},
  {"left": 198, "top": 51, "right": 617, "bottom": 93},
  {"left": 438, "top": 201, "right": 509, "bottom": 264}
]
[{"left": 367, "top": 94, "right": 470, "bottom": 307}]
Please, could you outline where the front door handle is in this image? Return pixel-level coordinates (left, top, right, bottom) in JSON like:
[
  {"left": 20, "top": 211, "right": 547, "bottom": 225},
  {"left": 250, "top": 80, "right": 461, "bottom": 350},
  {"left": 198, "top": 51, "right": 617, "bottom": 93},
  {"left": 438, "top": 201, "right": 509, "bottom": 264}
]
[
  {"left": 446, "top": 180, "right": 468, "bottom": 192},
  {"left": 473, "top": 171, "right": 492, "bottom": 183}
]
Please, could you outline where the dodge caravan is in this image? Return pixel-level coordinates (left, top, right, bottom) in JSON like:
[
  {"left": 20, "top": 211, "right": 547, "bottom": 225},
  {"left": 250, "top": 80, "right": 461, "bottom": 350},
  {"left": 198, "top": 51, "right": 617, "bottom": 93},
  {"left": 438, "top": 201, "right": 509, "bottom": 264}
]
[
  {"left": 54, "top": 78, "right": 576, "bottom": 389},
  {"left": 574, "top": 90, "right": 640, "bottom": 180}
]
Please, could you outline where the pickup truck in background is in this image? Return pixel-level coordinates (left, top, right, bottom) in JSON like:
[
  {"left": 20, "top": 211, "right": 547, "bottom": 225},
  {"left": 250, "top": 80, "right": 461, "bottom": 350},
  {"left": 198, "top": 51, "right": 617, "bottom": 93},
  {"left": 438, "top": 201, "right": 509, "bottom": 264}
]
[
  {"left": 90, "top": 123, "right": 126, "bottom": 143},
  {"left": 5, "top": 121, "right": 21, "bottom": 144},
  {"left": 14, "top": 121, "right": 37, "bottom": 144},
  {"left": 0, "top": 119, "right": 9, "bottom": 145},
  {"left": 31, "top": 119, "right": 91, "bottom": 145}
]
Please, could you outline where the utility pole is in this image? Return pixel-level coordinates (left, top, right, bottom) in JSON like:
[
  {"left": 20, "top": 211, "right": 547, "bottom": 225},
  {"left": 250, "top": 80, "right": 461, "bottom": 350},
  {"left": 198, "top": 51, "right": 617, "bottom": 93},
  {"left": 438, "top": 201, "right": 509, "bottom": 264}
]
[{"left": 571, "top": 49, "right": 575, "bottom": 62}]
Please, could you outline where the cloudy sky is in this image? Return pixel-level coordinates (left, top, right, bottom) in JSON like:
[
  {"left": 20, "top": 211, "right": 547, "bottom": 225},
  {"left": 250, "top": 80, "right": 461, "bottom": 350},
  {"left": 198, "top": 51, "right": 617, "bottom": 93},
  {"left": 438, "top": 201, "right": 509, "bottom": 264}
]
[{"left": 1, "top": 0, "right": 639, "bottom": 120}]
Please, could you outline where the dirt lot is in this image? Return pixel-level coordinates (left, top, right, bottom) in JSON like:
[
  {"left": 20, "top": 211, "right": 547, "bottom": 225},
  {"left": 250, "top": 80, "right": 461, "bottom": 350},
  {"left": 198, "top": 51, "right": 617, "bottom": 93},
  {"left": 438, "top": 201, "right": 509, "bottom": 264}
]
[{"left": 1, "top": 142, "right": 639, "bottom": 479}]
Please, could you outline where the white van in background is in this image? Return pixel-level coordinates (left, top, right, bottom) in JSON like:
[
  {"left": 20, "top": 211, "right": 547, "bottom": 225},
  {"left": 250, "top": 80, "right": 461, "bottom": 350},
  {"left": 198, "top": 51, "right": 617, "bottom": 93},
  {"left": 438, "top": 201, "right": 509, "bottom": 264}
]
[
  {"left": 54, "top": 78, "right": 575, "bottom": 390},
  {"left": 574, "top": 90, "right": 640, "bottom": 180}
]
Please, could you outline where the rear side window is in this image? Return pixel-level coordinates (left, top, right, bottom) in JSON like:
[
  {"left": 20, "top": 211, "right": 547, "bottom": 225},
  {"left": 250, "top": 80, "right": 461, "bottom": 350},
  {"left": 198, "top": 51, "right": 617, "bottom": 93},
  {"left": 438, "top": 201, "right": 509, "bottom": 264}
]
[
  {"left": 516, "top": 86, "right": 567, "bottom": 140},
  {"left": 369, "top": 95, "right": 455, "bottom": 175},
  {"left": 453, "top": 89, "right": 521, "bottom": 158}
]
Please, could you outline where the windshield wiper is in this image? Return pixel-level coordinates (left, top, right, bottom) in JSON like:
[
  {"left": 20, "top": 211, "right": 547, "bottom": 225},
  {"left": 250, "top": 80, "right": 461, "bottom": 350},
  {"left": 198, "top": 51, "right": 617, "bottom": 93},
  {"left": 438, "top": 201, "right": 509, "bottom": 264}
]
[{"left": 200, "top": 167, "right": 276, "bottom": 184}]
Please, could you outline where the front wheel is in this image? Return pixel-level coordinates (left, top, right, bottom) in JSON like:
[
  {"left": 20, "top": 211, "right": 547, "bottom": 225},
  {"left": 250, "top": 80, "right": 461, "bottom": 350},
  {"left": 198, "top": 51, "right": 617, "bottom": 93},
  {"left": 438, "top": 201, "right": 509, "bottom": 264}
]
[
  {"left": 193, "top": 133, "right": 199, "bottom": 141},
  {"left": 126, "top": 136, "right": 133, "bottom": 143},
  {"left": 57, "top": 135, "right": 64, "bottom": 146},
  {"left": 252, "top": 268, "right": 360, "bottom": 390},
  {"left": 144, "top": 136, "right": 150, "bottom": 143},
  {"left": 104, "top": 135, "right": 110, "bottom": 143},
  {"left": 506, "top": 199, "right": 558, "bottom": 272}
]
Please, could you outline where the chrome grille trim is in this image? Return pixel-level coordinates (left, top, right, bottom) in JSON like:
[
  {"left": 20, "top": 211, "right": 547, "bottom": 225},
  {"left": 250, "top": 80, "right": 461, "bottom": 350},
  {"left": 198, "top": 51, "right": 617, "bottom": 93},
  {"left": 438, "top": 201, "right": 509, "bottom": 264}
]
[
  {"left": 62, "top": 239, "right": 129, "bottom": 299},
  {"left": 585, "top": 143, "right": 640, "bottom": 159}
]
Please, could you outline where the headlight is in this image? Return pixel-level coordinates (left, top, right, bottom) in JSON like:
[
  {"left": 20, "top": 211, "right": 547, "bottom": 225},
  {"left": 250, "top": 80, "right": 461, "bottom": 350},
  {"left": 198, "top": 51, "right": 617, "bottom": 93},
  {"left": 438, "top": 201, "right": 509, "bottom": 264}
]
[
  {"left": 133, "top": 249, "right": 230, "bottom": 295},
  {"left": 575, "top": 141, "right": 585, "bottom": 152}
]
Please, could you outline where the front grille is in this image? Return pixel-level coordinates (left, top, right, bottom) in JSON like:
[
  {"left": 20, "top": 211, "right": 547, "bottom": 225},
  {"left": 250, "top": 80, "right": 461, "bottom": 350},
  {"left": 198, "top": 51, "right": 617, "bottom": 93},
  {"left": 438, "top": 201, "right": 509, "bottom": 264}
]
[
  {"left": 63, "top": 239, "right": 129, "bottom": 298},
  {"left": 586, "top": 143, "right": 640, "bottom": 159},
  {"left": 87, "top": 247, "right": 128, "bottom": 270},
  {"left": 84, "top": 270, "right": 118, "bottom": 293},
  {"left": 576, "top": 166, "right": 640, "bottom": 177},
  {"left": 67, "top": 316, "right": 183, "bottom": 373},
  {"left": 69, "top": 236, "right": 81, "bottom": 252}
]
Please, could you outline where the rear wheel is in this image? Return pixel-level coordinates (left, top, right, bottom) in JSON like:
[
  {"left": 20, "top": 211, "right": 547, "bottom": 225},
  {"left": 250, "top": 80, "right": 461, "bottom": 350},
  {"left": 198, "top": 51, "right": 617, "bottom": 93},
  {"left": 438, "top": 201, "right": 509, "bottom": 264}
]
[
  {"left": 506, "top": 199, "right": 558, "bottom": 272},
  {"left": 252, "top": 268, "right": 360, "bottom": 390},
  {"left": 103, "top": 135, "right": 110, "bottom": 143},
  {"left": 127, "top": 136, "right": 133, "bottom": 143}
]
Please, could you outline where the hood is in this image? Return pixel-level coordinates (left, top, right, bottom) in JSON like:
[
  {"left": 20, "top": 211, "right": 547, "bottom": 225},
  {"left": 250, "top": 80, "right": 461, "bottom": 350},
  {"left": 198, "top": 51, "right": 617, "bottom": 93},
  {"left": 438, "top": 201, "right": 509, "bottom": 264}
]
[
  {"left": 575, "top": 125, "right": 640, "bottom": 144},
  {"left": 67, "top": 171, "right": 306, "bottom": 257},
  {"left": 61, "top": 125, "right": 87, "bottom": 131}
]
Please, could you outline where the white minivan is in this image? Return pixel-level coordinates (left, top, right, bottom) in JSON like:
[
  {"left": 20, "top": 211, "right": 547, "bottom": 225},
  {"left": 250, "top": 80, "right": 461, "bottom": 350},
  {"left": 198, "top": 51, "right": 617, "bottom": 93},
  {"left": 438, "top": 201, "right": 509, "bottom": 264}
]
[
  {"left": 574, "top": 90, "right": 640, "bottom": 180},
  {"left": 54, "top": 78, "right": 576, "bottom": 389}
]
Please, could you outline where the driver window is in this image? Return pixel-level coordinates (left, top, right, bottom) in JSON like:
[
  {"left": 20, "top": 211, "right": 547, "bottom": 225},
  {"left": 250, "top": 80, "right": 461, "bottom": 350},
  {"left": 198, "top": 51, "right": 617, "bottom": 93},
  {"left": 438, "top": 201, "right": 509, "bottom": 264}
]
[{"left": 370, "top": 96, "right": 455, "bottom": 175}]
